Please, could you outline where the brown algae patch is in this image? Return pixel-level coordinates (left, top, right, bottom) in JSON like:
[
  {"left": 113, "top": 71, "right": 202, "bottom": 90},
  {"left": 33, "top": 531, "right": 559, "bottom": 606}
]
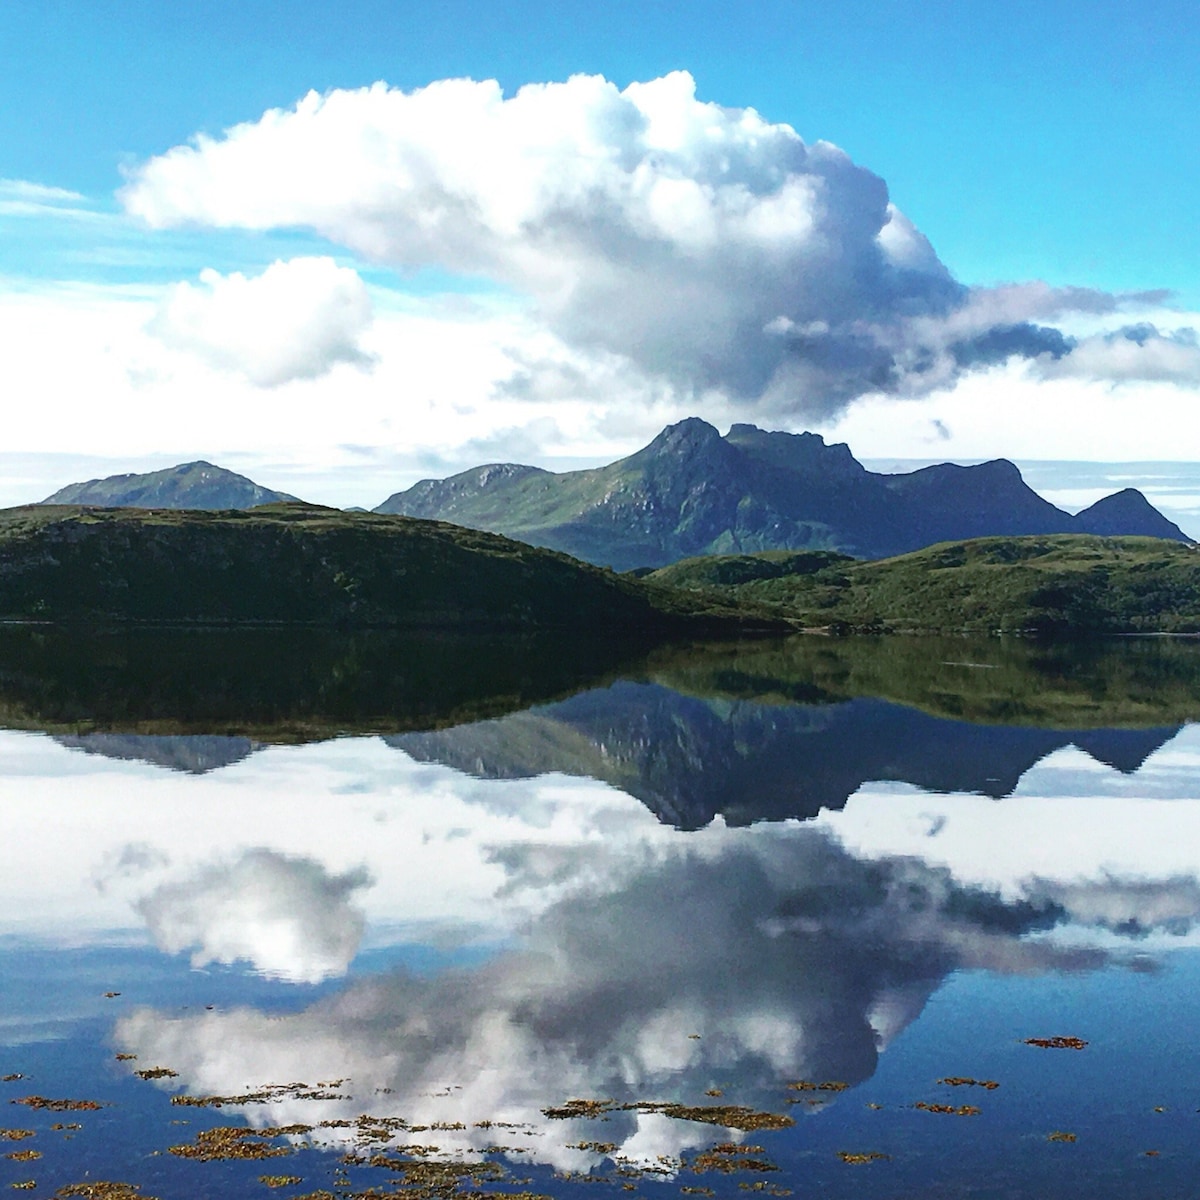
[
  {"left": 1024, "top": 1037, "right": 1087, "bottom": 1050},
  {"left": 689, "top": 1144, "right": 777, "bottom": 1175},
  {"left": 5, "top": 1151, "right": 40, "bottom": 1162},
  {"left": 837, "top": 1152, "right": 888, "bottom": 1165},
  {"left": 938, "top": 1077, "right": 999, "bottom": 1090},
  {"left": 543, "top": 1099, "right": 792, "bottom": 1133},
  {"left": 169, "top": 1125, "right": 311, "bottom": 1162},
  {"left": 55, "top": 1186, "right": 157, "bottom": 1200},
  {"left": 914, "top": 1103, "right": 980, "bottom": 1116},
  {"left": 134, "top": 1069, "right": 178, "bottom": 1081},
  {"left": 1046, "top": 1131, "right": 1077, "bottom": 1143},
  {"left": 11, "top": 1097, "right": 102, "bottom": 1112},
  {"left": 260, "top": 1177, "right": 304, "bottom": 1188},
  {"left": 0, "top": 1132, "right": 34, "bottom": 1142},
  {"left": 170, "top": 1083, "right": 346, "bottom": 1108}
]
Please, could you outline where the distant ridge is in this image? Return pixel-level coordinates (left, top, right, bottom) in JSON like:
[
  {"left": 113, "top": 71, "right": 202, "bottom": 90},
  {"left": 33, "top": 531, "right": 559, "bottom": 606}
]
[
  {"left": 375, "top": 418, "right": 1190, "bottom": 570},
  {"left": 41, "top": 461, "right": 299, "bottom": 510}
]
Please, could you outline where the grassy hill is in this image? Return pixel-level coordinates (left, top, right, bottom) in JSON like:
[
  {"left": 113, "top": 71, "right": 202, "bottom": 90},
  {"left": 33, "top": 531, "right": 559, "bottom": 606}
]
[
  {"left": 0, "top": 503, "right": 785, "bottom": 633},
  {"left": 648, "top": 535, "right": 1200, "bottom": 635}
]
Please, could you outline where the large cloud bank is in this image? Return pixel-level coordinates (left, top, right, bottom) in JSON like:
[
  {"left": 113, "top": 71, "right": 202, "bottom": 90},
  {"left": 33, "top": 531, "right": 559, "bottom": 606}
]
[{"left": 121, "top": 72, "right": 1192, "bottom": 419}]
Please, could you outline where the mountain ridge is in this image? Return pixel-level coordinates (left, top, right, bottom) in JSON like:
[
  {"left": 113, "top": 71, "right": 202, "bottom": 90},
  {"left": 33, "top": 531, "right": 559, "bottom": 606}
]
[
  {"left": 41, "top": 460, "right": 300, "bottom": 510},
  {"left": 375, "top": 419, "right": 1189, "bottom": 569}
]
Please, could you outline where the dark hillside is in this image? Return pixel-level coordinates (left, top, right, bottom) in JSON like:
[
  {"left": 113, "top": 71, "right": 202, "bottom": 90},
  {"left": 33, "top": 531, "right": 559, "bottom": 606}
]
[{"left": 0, "top": 503, "right": 784, "bottom": 633}]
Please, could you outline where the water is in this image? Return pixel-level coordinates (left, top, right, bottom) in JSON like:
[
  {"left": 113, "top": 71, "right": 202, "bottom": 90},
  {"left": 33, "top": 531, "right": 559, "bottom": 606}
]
[{"left": 2, "top": 629, "right": 1200, "bottom": 1198}]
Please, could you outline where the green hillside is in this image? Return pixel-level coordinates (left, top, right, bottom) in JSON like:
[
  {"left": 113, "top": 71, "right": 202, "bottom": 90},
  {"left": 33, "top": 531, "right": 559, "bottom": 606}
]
[
  {"left": 0, "top": 503, "right": 785, "bottom": 633},
  {"left": 648, "top": 535, "right": 1200, "bottom": 635}
]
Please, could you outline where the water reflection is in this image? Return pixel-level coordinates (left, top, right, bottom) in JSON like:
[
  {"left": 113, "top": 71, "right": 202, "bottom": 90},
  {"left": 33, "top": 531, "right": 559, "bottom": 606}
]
[
  {"left": 5, "top": 629, "right": 1200, "bottom": 1193},
  {"left": 113, "top": 820, "right": 1104, "bottom": 1168}
]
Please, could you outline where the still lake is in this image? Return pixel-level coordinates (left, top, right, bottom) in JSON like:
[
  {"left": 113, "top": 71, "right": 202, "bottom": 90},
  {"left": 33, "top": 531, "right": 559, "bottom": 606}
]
[{"left": 2, "top": 628, "right": 1200, "bottom": 1199}]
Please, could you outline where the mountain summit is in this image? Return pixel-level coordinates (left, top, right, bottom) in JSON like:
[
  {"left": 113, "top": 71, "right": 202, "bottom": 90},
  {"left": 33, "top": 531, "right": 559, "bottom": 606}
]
[
  {"left": 375, "top": 420, "right": 1189, "bottom": 570},
  {"left": 42, "top": 461, "right": 299, "bottom": 510}
]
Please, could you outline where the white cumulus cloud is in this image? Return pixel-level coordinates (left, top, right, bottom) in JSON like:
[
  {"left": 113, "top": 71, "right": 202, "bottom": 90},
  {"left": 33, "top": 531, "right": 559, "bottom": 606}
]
[
  {"left": 120, "top": 72, "right": 996, "bottom": 416},
  {"left": 150, "top": 256, "right": 375, "bottom": 387}
]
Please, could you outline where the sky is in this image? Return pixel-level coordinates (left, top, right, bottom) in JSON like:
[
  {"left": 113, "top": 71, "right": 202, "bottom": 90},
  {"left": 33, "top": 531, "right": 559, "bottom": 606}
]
[{"left": 2, "top": 0, "right": 1199, "bottom": 510}]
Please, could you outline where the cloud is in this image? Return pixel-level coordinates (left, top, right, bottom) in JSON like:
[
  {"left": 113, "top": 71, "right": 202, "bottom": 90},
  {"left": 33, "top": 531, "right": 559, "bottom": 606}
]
[
  {"left": 135, "top": 848, "right": 372, "bottom": 983},
  {"left": 116, "top": 827, "right": 1101, "bottom": 1169},
  {"left": 123, "top": 71, "right": 1173, "bottom": 420},
  {"left": 0, "top": 178, "right": 93, "bottom": 218},
  {"left": 1041, "top": 323, "right": 1200, "bottom": 385},
  {"left": 149, "top": 256, "right": 376, "bottom": 386}
]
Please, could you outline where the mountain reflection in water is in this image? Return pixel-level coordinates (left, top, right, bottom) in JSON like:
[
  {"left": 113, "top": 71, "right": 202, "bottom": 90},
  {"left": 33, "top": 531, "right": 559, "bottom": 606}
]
[{"left": 4, "top": 629, "right": 1200, "bottom": 1195}]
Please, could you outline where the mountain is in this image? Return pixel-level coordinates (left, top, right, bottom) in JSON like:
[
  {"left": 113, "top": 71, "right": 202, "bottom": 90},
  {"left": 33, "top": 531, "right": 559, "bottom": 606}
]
[
  {"left": 41, "top": 461, "right": 299, "bottom": 509},
  {"left": 0, "top": 502, "right": 784, "bottom": 633},
  {"left": 375, "top": 419, "right": 1188, "bottom": 570},
  {"left": 1074, "top": 487, "right": 1189, "bottom": 539}
]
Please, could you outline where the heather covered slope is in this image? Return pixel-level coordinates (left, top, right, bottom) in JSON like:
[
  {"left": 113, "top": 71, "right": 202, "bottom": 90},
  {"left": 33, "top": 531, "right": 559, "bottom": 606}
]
[
  {"left": 649, "top": 535, "right": 1200, "bottom": 635},
  {"left": 0, "top": 503, "right": 784, "bottom": 632},
  {"left": 41, "top": 460, "right": 299, "bottom": 509},
  {"left": 375, "top": 418, "right": 1187, "bottom": 569}
]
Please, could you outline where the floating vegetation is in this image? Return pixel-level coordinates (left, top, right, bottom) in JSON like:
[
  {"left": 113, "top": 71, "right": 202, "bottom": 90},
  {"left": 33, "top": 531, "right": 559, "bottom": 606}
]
[
  {"left": 1024, "top": 1037, "right": 1087, "bottom": 1050},
  {"left": 938, "top": 1077, "right": 999, "bottom": 1090},
  {"left": 542, "top": 1100, "right": 616, "bottom": 1121},
  {"left": 170, "top": 1083, "right": 344, "bottom": 1108},
  {"left": 542, "top": 1099, "right": 792, "bottom": 1133},
  {"left": 1, "top": 1076, "right": 24, "bottom": 1083},
  {"left": 690, "top": 1144, "right": 777, "bottom": 1175},
  {"left": 786, "top": 1081, "right": 847, "bottom": 1093},
  {"left": 54, "top": 1186, "right": 156, "bottom": 1200},
  {"left": 50, "top": 1125, "right": 82, "bottom": 1132},
  {"left": 837, "top": 1152, "right": 888, "bottom": 1165},
  {"left": 9, "top": 1182, "right": 34, "bottom": 1191},
  {"left": 0, "top": 1132, "right": 34, "bottom": 1142},
  {"left": 134, "top": 1069, "right": 178, "bottom": 1081},
  {"left": 5, "top": 1151, "right": 40, "bottom": 1162},
  {"left": 113, "top": 1056, "right": 136, "bottom": 1062},
  {"left": 361, "top": 1151, "right": 508, "bottom": 1193},
  {"left": 103, "top": 993, "right": 120, "bottom": 1000},
  {"left": 169, "top": 1126, "right": 308, "bottom": 1162},
  {"left": 914, "top": 1103, "right": 981, "bottom": 1116},
  {"left": 566, "top": 1142, "right": 617, "bottom": 1155},
  {"left": 260, "top": 1177, "right": 303, "bottom": 1188},
  {"left": 11, "top": 1097, "right": 102, "bottom": 1112},
  {"left": 1047, "top": 1132, "right": 1077, "bottom": 1143}
]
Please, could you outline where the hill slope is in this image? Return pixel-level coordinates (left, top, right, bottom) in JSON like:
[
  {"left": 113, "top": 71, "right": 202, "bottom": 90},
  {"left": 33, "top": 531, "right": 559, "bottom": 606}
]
[
  {"left": 375, "top": 419, "right": 1187, "bottom": 569},
  {"left": 0, "top": 503, "right": 783, "bottom": 632},
  {"left": 42, "top": 461, "right": 299, "bottom": 509},
  {"left": 649, "top": 535, "right": 1200, "bottom": 635}
]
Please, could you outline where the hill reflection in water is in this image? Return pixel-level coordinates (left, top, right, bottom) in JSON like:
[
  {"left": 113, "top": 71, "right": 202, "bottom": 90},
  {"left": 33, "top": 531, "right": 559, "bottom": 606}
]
[{"left": 2, "top": 626, "right": 1195, "bottom": 826}]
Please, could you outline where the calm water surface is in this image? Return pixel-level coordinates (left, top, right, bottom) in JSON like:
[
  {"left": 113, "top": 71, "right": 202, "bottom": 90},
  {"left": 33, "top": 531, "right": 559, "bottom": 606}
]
[{"left": 2, "top": 630, "right": 1200, "bottom": 1198}]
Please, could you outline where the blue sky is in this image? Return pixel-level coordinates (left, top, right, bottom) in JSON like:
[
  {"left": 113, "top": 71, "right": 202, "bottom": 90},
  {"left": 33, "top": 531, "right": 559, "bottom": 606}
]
[{"left": 2, "top": 0, "right": 1199, "bottom": 507}]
